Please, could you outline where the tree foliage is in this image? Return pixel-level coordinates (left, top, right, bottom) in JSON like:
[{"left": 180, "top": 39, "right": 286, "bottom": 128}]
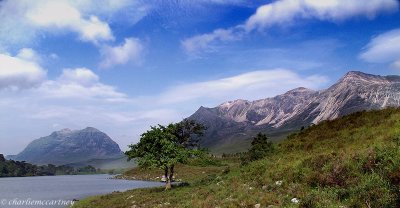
[
  {"left": 125, "top": 120, "right": 205, "bottom": 189},
  {"left": 169, "top": 119, "right": 206, "bottom": 148},
  {"left": 248, "top": 133, "right": 273, "bottom": 160},
  {"left": 241, "top": 133, "right": 274, "bottom": 165},
  {"left": 0, "top": 154, "right": 98, "bottom": 177}
]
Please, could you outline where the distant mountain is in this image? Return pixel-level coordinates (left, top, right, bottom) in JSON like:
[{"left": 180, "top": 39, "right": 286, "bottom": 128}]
[
  {"left": 13, "top": 127, "right": 124, "bottom": 165},
  {"left": 5, "top": 155, "right": 16, "bottom": 160},
  {"left": 189, "top": 71, "right": 400, "bottom": 153}
]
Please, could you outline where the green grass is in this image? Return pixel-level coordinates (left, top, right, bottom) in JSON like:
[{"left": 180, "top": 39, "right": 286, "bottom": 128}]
[
  {"left": 74, "top": 108, "right": 400, "bottom": 208},
  {"left": 114, "top": 159, "right": 234, "bottom": 183},
  {"left": 209, "top": 129, "right": 294, "bottom": 155}
]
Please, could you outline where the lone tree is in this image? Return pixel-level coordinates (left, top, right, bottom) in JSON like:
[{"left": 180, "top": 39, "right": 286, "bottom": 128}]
[
  {"left": 126, "top": 120, "right": 205, "bottom": 190},
  {"left": 247, "top": 133, "right": 274, "bottom": 161},
  {"left": 169, "top": 119, "right": 206, "bottom": 148}
]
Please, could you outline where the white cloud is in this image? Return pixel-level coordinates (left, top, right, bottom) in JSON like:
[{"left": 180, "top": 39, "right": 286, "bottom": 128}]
[
  {"left": 59, "top": 68, "right": 99, "bottom": 86},
  {"left": 181, "top": 28, "right": 242, "bottom": 54},
  {"left": 16, "top": 48, "right": 41, "bottom": 62},
  {"left": 0, "top": 0, "right": 147, "bottom": 48},
  {"left": 104, "top": 109, "right": 181, "bottom": 123},
  {"left": 245, "top": 0, "right": 399, "bottom": 31},
  {"left": 182, "top": 0, "right": 399, "bottom": 54},
  {"left": 0, "top": 49, "right": 127, "bottom": 100},
  {"left": 359, "top": 29, "right": 400, "bottom": 67},
  {"left": 0, "top": 50, "right": 46, "bottom": 90},
  {"left": 26, "top": 1, "right": 113, "bottom": 44},
  {"left": 158, "top": 69, "right": 328, "bottom": 105},
  {"left": 38, "top": 68, "right": 127, "bottom": 101},
  {"left": 100, "top": 38, "right": 144, "bottom": 68}
]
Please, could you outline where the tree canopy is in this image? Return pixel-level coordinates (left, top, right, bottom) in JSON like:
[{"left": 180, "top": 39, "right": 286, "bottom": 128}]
[
  {"left": 126, "top": 120, "right": 205, "bottom": 189},
  {"left": 248, "top": 133, "right": 274, "bottom": 161},
  {"left": 0, "top": 155, "right": 98, "bottom": 177},
  {"left": 240, "top": 133, "right": 274, "bottom": 165}
]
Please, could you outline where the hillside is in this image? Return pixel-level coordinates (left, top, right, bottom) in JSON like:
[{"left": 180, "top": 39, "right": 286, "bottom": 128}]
[
  {"left": 190, "top": 71, "right": 400, "bottom": 153},
  {"left": 74, "top": 108, "right": 400, "bottom": 207},
  {"left": 66, "top": 155, "right": 136, "bottom": 170},
  {"left": 14, "top": 127, "right": 123, "bottom": 165}
]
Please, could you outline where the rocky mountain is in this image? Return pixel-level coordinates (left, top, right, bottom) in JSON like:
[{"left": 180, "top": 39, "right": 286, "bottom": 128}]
[
  {"left": 13, "top": 127, "right": 124, "bottom": 165},
  {"left": 189, "top": 71, "right": 400, "bottom": 153}
]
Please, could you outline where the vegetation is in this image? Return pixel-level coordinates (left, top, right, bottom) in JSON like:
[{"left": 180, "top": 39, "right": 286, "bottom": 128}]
[
  {"left": 0, "top": 154, "right": 100, "bottom": 177},
  {"left": 241, "top": 132, "right": 274, "bottom": 164},
  {"left": 114, "top": 157, "right": 234, "bottom": 183},
  {"left": 125, "top": 119, "right": 205, "bottom": 189},
  {"left": 74, "top": 108, "right": 400, "bottom": 207}
]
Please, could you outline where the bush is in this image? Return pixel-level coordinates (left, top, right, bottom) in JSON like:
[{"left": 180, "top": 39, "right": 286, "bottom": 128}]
[
  {"left": 248, "top": 133, "right": 274, "bottom": 160},
  {"left": 241, "top": 133, "right": 274, "bottom": 165},
  {"left": 351, "top": 173, "right": 395, "bottom": 208}
]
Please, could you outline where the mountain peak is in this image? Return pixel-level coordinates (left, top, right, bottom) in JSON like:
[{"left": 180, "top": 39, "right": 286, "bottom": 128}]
[
  {"left": 59, "top": 128, "right": 72, "bottom": 133},
  {"left": 342, "top": 71, "right": 379, "bottom": 80},
  {"left": 82, "top": 127, "right": 100, "bottom": 132},
  {"left": 194, "top": 106, "right": 211, "bottom": 114},
  {"left": 14, "top": 127, "right": 122, "bottom": 165},
  {"left": 51, "top": 128, "right": 73, "bottom": 137},
  {"left": 219, "top": 99, "right": 249, "bottom": 108},
  {"left": 284, "top": 87, "right": 315, "bottom": 95},
  {"left": 344, "top": 71, "right": 366, "bottom": 76},
  {"left": 338, "top": 70, "right": 389, "bottom": 85}
]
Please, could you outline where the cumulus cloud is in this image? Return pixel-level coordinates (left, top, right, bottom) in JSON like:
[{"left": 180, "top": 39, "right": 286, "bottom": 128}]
[
  {"left": 158, "top": 69, "right": 328, "bottom": 105},
  {"left": 359, "top": 29, "right": 400, "bottom": 67},
  {"left": 26, "top": 1, "right": 113, "bottom": 44},
  {"left": 38, "top": 68, "right": 127, "bottom": 101},
  {"left": 100, "top": 38, "right": 144, "bottom": 68},
  {"left": 59, "top": 68, "right": 99, "bottom": 86},
  {"left": 0, "top": 0, "right": 146, "bottom": 48},
  {"left": 182, "top": 0, "right": 399, "bottom": 54},
  {"left": 0, "top": 50, "right": 46, "bottom": 90},
  {"left": 245, "top": 0, "right": 398, "bottom": 31},
  {"left": 0, "top": 49, "right": 127, "bottom": 100},
  {"left": 16, "top": 48, "right": 41, "bottom": 62}
]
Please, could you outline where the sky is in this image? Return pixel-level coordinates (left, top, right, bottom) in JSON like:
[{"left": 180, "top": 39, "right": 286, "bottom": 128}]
[{"left": 0, "top": 0, "right": 400, "bottom": 155}]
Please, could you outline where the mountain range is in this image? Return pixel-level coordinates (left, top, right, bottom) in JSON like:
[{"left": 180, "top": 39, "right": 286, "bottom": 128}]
[
  {"left": 11, "top": 127, "right": 126, "bottom": 166},
  {"left": 9, "top": 71, "right": 400, "bottom": 159},
  {"left": 189, "top": 71, "right": 400, "bottom": 153}
]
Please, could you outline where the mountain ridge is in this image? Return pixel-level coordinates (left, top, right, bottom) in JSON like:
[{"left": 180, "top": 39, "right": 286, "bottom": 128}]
[
  {"left": 189, "top": 71, "right": 400, "bottom": 153},
  {"left": 13, "top": 127, "right": 123, "bottom": 165}
]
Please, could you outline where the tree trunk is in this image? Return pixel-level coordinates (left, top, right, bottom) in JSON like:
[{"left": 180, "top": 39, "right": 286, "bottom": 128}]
[
  {"left": 165, "top": 179, "right": 172, "bottom": 190},
  {"left": 169, "top": 165, "right": 174, "bottom": 183},
  {"left": 165, "top": 166, "right": 171, "bottom": 190},
  {"left": 164, "top": 167, "right": 168, "bottom": 181}
]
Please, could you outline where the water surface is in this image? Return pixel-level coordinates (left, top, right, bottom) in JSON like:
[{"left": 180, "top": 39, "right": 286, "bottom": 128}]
[{"left": 0, "top": 174, "right": 163, "bottom": 208}]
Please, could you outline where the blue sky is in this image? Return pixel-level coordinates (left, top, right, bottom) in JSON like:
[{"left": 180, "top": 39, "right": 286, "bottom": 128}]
[{"left": 0, "top": 0, "right": 400, "bottom": 155}]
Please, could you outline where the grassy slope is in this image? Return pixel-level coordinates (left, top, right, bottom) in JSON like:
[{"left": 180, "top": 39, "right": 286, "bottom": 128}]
[
  {"left": 209, "top": 129, "right": 295, "bottom": 155},
  {"left": 74, "top": 108, "right": 400, "bottom": 208},
  {"left": 66, "top": 156, "right": 136, "bottom": 170},
  {"left": 114, "top": 158, "right": 236, "bottom": 182}
]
